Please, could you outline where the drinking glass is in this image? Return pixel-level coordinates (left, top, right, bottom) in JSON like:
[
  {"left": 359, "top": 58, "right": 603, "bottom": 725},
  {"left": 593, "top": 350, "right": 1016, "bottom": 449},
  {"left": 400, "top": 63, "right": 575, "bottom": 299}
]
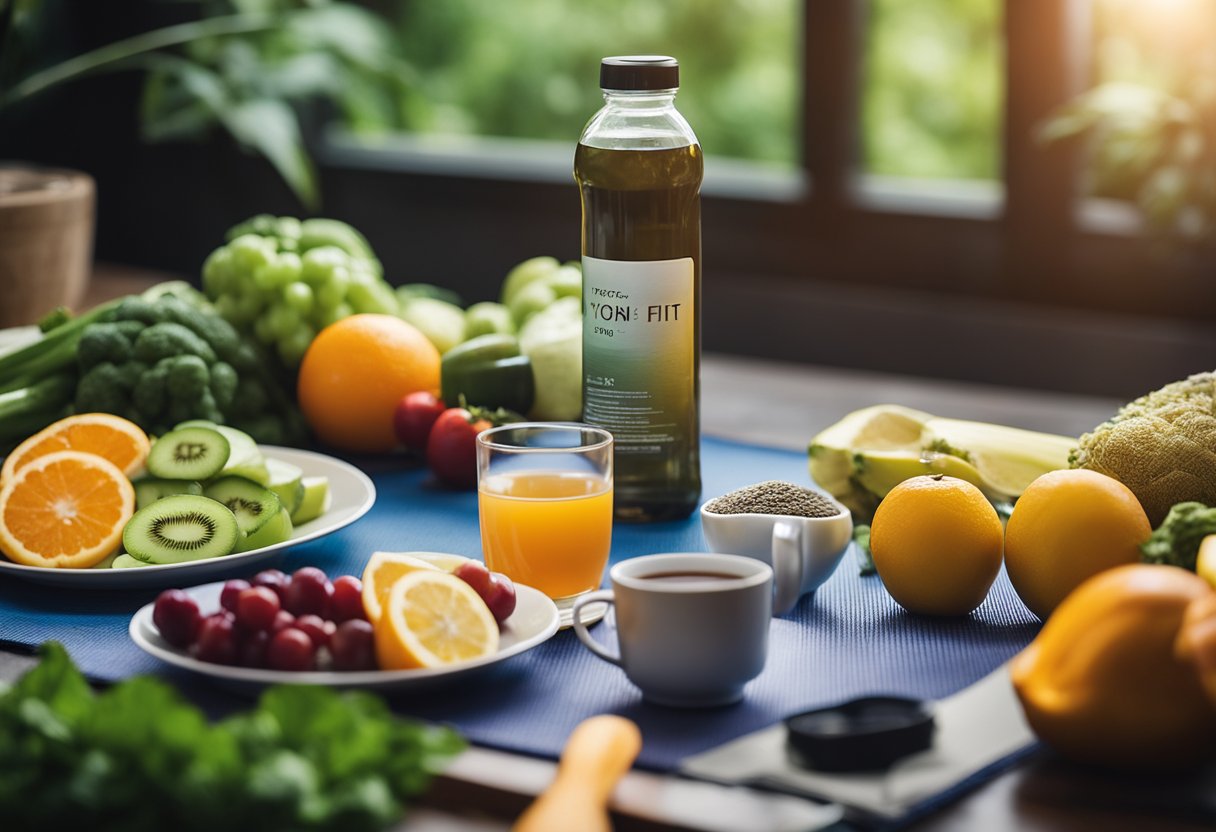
[{"left": 477, "top": 423, "right": 613, "bottom": 625}]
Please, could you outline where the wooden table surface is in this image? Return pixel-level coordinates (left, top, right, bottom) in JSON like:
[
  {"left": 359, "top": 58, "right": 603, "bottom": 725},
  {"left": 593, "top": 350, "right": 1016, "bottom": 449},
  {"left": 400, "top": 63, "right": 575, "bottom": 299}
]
[{"left": 2, "top": 267, "right": 1212, "bottom": 832}]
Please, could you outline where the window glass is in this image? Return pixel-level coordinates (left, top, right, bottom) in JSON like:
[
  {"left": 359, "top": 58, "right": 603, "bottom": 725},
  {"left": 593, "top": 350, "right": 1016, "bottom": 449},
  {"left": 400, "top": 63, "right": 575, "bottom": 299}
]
[
  {"left": 347, "top": 0, "right": 799, "bottom": 167},
  {"left": 1082, "top": 0, "right": 1216, "bottom": 226},
  {"left": 862, "top": 0, "right": 1002, "bottom": 181}
]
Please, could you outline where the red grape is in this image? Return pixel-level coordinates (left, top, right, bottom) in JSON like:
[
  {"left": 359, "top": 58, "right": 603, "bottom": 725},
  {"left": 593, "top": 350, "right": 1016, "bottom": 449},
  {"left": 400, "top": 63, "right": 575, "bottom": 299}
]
[
  {"left": 331, "top": 575, "right": 365, "bottom": 622},
  {"left": 284, "top": 567, "right": 333, "bottom": 617},
  {"left": 252, "top": 568, "right": 290, "bottom": 601},
  {"left": 194, "top": 613, "right": 238, "bottom": 665},
  {"left": 153, "top": 589, "right": 202, "bottom": 649},
  {"left": 294, "top": 614, "right": 335, "bottom": 649},
  {"left": 330, "top": 619, "right": 376, "bottom": 671},
  {"left": 267, "top": 628, "right": 316, "bottom": 671},
  {"left": 483, "top": 573, "right": 518, "bottom": 624},
  {"left": 271, "top": 610, "right": 296, "bottom": 633},
  {"left": 238, "top": 630, "right": 270, "bottom": 668},
  {"left": 454, "top": 561, "right": 516, "bottom": 623},
  {"left": 235, "top": 586, "right": 281, "bottom": 632},
  {"left": 219, "top": 579, "right": 251, "bottom": 613},
  {"left": 453, "top": 561, "right": 493, "bottom": 596}
]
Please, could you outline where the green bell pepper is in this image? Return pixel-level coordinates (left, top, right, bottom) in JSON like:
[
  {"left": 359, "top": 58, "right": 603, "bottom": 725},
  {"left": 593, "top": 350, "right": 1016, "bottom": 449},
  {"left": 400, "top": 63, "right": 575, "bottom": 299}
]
[{"left": 441, "top": 334, "right": 535, "bottom": 414}]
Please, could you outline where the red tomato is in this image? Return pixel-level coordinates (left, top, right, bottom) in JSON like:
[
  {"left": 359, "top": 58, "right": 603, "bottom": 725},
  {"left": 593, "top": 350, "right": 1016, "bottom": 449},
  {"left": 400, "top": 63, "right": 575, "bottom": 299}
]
[
  {"left": 393, "top": 390, "right": 446, "bottom": 450},
  {"left": 426, "top": 407, "right": 491, "bottom": 488}
]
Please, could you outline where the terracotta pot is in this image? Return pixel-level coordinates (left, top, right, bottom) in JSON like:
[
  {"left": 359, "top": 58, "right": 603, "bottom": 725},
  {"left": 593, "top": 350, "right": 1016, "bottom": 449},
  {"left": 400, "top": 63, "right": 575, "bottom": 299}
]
[{"left": 0, "top": 165, "right": 95, "bottom": 327}]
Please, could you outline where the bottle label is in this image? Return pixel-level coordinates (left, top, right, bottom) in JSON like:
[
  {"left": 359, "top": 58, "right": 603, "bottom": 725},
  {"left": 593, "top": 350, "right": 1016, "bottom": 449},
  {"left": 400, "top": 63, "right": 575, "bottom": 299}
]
[{"left": 582, "top": 255, "right": 695, "bottom": 455}]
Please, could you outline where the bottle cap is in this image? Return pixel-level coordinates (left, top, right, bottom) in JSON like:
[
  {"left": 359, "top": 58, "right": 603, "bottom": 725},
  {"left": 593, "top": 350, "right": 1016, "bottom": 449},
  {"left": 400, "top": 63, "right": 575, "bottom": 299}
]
[{"left": 600, "top": 56, "right": 679, "bottom": 91}]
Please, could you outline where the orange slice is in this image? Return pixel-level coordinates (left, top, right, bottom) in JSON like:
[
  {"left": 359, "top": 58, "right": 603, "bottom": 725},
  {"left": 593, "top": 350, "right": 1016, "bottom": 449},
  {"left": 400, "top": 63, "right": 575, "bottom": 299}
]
[
  {"left": 361, "top": 551, "right": 444, "bottom": 623},
  {"left": 374, "top": 570, "right": 499, "bottom": 670},
  {"left": 1, "top": 413, "right": 150, "bottom": 484},
  {"left": 0, "top": 450, "right": 135, "bottom": 568}
]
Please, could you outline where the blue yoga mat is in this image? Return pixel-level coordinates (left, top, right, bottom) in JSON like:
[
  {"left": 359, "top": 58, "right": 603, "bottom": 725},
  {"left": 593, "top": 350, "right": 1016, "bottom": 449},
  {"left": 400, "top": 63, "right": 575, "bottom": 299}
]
[{"left": 0, "top": 436, "right": 1040, "bottom": 771}]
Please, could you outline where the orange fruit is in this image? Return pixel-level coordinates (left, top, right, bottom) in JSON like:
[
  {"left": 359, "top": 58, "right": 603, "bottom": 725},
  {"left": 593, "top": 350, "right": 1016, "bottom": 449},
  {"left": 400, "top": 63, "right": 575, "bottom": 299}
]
[
  {"left": 870, "top": 474, "right": 1003, "bottom": 616},
  {"left": 373, "top": 570, "right": 499, "bottom": 670},
  {"left": 1004, "top": 469, "right": 1151, "bottom": 621},
  {"left": 360, "top": 551, "right": 444, "bottom": 623},
  {"left": 0, "top": 450, "right": 135, "bottom": 568},
  {"left": 297, "top": 314, "right": 440, "bottom": 453},
  {"left": 1, "top": 413, "right": 150, "bottom": 484},
  {"left": 1011, "top": 564, "right": 1216, "bottom": 768}
]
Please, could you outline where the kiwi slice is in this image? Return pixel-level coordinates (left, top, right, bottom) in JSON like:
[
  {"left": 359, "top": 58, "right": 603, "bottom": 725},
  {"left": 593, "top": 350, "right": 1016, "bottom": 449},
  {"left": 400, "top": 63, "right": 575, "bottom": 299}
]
[
  {"left": 123, "top": 495, "right": 240, "bottom": 564},
  {"left": 176, "top": 420, "right": 269, "bottom": 484},
  {"left": 147, "top": 427, "right": 230, "bottom": 481},
  {"left": 132, "top": 477, "right": 203, "bottom": 511},
  {"left": 237, "top": 507, "right": 293, "bottom": 552},
  {"left": 265, "top": 458, "right": 305, "bottom": 516},
  {"left": 203, "top": 476, "right": 282, "bottom": 542},
  {"left": 111, "top": 553, "right": 149, "bottom": 569}
]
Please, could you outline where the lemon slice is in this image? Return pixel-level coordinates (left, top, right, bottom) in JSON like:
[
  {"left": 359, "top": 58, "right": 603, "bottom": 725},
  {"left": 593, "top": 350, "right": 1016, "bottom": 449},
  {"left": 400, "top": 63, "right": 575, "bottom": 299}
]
[
  {"left": 374, "top": 571, "right": 499, "bottom": 670},
  {"left": 361, "top": 551, "right": 445, "bottom": 623}
]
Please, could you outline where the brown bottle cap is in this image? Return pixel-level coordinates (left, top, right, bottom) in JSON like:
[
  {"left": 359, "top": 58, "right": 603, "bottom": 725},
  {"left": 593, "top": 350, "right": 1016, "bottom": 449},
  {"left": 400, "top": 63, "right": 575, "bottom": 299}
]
[{"left": 600, "top": 56, "right": 679, "bottom": 91}]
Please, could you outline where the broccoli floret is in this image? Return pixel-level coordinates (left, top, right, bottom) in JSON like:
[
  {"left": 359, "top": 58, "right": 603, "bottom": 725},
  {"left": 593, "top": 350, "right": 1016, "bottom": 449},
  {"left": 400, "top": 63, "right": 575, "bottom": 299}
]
[
  {"left": 132, "top": 361, "right": 170, "bottom": 419},
  {"left": 209, "top": 361, "right": 238, "bottom": 410},
  {"left": 1141, "top": 502, "right": 1216, "bottom": 571},
  {"left": 76, "top": 321, "right": 145, "bottom": 370},
  {"left": 166, "top": 355, "right": 210, "bottom": 402},
  {"left": 112, "top": 296, "right": 169, "bottom": 326},
  {"left": 132, "top": 322, "right": 217, "bottom": 365},
  {"left": 75, "top": 363, "right": 132, "bottom": 414},
  {"left": 114, "top": 360, "right": 149, "bottom": 389},
  {"left": 193, "top": 389, "right": 225, "bottom": 425},
  {"left": 227, "top": 341, "right": 261, "bottom": 373},
  {"left": 157, "top": 296, "right": 242, "bottom": 363},
  {"left": 1072, "top": 372, "right": 1216, "bottom": 525},
  {"left": 227, "top": 376, "right": 269, "bottom": 418}
]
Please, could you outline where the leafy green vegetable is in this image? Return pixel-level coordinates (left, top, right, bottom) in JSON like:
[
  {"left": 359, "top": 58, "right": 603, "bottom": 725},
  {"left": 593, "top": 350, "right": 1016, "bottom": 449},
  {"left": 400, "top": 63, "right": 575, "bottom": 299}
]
[
  {"left": 1141, "top": 501, "right": 1216, "bottom": 572},
  {"left": 0, "top": 643, "right": 464, "bottom": 831}
]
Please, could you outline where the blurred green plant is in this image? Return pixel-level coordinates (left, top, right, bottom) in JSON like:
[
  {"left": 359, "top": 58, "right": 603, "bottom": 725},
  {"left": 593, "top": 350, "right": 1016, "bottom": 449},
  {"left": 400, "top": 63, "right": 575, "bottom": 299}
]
[
  {"left": 863, "top": 0, "right": 1001, "bottom": 181},
  {"left": 0, "top": 0, "right": 411, "bottom": 208},
  {"left": 1041, "top": 79, "right": 1216, "bottom": 236},
  {"left": 1043, "top": 0, "right": 1216, "bottom": 238},
  {"left": 376, "top": 0, "right": 798, "bottom": 167}
]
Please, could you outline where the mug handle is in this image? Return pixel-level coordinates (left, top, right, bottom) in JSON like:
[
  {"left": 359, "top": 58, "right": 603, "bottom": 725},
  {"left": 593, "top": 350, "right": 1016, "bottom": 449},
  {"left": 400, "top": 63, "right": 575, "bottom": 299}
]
[
  {"left": 771, "top": 520, "right": 805, "bottom": 616},
  {"left": 572, "top": 590, "right": 621, "bottom": 665}
]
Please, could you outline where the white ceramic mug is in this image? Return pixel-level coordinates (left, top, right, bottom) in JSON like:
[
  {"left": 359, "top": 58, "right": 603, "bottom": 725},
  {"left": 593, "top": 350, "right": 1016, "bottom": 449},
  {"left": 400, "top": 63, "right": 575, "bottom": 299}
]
[
  {"left": 572, "top": 553, "right": 772, "bottom": 708},
  {"left": 700, "top": 501, "right": 853, "bottom": 615}
]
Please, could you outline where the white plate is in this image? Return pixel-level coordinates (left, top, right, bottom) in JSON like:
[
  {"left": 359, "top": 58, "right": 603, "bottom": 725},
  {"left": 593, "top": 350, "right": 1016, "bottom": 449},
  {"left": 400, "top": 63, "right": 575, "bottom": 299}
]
[
  {"left": 0, "top": 446, "right": 375, "bottom": 589},
  {"left": 129, "top": 573, "right": 561, "bottom": 693}
]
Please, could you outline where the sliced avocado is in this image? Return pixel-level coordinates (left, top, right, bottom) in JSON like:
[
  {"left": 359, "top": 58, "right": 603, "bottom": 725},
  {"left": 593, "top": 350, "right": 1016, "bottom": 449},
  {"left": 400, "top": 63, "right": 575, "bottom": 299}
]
[
  {"left": 851, "top": 449, "right": 990, "bottom": 501},
  {"left": 808, "top": 404, "right": 933, "bottom": 496},
  {"left": 923, "top": 417, "right": 1075, "bottom": 499}
]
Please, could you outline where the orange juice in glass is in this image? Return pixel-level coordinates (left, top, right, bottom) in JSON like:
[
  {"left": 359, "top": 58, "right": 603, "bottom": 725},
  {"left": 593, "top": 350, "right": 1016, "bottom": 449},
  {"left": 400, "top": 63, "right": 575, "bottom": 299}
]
[{"left": 477, "top": 424, "right": 613, "bottom": 624}]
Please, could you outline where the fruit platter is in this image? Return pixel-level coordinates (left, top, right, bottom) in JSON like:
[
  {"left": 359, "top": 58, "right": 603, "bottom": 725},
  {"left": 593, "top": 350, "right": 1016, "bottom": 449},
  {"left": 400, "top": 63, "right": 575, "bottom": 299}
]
[{"left": 130, "top": 554, "right": 560, "bottom": 692}]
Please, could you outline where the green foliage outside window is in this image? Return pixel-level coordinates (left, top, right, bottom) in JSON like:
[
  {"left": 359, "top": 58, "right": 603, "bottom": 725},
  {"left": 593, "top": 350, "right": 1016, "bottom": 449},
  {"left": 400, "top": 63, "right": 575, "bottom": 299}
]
[
  {"left": 370, "top": 0, "right": 799, "bottom": 167},
  {"left": 862, "top": 0, "right": 1001, "bottom": 181}
]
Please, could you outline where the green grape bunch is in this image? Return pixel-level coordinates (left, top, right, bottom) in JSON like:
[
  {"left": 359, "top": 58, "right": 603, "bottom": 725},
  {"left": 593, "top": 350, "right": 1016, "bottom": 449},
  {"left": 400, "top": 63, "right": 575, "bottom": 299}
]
[{"left": 202, "top": 215, "right": 400, "bottom": 367}]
